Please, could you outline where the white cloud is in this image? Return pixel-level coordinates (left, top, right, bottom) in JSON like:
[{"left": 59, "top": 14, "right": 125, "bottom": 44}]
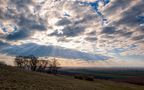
[{"left": 0, "top": 0, "right": 144, "bottom": 67}]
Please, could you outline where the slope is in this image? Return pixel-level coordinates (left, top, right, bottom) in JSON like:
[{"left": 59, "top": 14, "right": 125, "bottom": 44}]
[{"left": 0, "top": 63, "right": 144, "bottom": 90}]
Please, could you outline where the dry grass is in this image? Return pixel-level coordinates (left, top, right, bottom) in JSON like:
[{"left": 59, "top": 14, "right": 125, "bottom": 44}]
[{"left": 0, "top": 64, "right": 144, "bottom": 90}]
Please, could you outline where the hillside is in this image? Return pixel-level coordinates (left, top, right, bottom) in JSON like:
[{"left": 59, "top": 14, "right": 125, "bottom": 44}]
[{"left": 0, "top": 64, "right": 144, "bottom": 90}]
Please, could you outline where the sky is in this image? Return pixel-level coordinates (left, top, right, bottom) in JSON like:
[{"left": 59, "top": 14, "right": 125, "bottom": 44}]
[{"left": 0, "top": 0, "right": 144, "bottom": 67}]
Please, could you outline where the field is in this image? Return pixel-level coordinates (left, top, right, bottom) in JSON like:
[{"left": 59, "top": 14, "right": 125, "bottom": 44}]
[
  {"left": 60, "top": 68, "right": 144, "bottom": 85},
  {"left": 0, "top": 64, "right": 144, "bottom": 90}
]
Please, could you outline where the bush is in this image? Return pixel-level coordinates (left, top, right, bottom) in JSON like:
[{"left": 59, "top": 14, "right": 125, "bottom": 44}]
[
  {"left": 74, "top": 75, "right": 84, "bottom": 80},
  {"left": 0, "top": 61, "right": 6, "bottom": 66},
  {"left": 84, "top": 76, "right": 94, "bottom": 81},
  {"left": 74, "top": 75, "right": 94, "bottom": 81}
]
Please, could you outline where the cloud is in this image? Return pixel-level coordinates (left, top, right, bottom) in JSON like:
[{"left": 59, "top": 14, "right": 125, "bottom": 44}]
[
  {"left": 101, "top": 27, "right": 116, "bottom": 34},
  {"left": 114, "top": 30, "right": 133, "bottom": 38},
  {"left": 96, "top": 0, "right": 144, "bottom": 57},
  {"left": 49, "top": 25, "right": 85, "bottom": 37},
  {"left": 17, "top": 16, "right": 46, "bottom": 31},
  {"left": 0, "top": 43, "right": 109, "bottom": 61},
  {"left": 6, "top": 28, "right": 31, "bottom": 40},
  {"left": 0, "top": 41, "right": 10, "bottom": 49},
  {"left": 0, "top": 0, "right": 144, "bottom": 67},
  {"left": 85, "top": 36, "right": 97, "bottom": 42},
  {"left": 132, "top": 35, "right": 144, "bottom": 41},
  {"left": 56, "top": 18, "right": 71, "bottom": 26},
  {"left": 0, "top": 0, "right": 47, "bottom": 41},
  {"left": 104, "top": 0, "right": 132, "bottom": 16},
  {"left": 115, "top": 0, "right": 144, "bottom": 27}
]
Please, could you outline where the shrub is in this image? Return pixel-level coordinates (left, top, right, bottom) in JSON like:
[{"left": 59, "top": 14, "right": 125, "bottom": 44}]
[
  {"left": 74, "top": 75, "right": 84, "bottom": 80},
  {"left": 0, "top": 61, "right": 6, "bottom": 66},
  {"left": 74, "top": 75, "right": 94, "bottom": 81},
  {"left": 84, "top": 76, "right": 94, "bottom": 81}
]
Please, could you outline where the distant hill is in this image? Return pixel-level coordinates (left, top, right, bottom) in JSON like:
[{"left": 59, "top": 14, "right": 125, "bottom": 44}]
[{"left": 0, "top": 63, "right": 144, "bottom": 90}]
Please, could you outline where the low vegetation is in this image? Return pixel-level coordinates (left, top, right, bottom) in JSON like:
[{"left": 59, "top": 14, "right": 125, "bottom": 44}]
[
  {"left": 15, "top": 55, "right": 60, "bottom": 74},
  {"left": 0, "top": 63, "right": 144, "bottom": 90},
  {"left": 62, "top": 68, "right": 144, "bottom": 85},
  {"left": 74, "top": 75, "right": 94, "bottom": 81}
]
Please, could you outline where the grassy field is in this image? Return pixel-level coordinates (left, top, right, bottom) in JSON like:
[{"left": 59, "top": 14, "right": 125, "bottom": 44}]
[
  {"left": 60, "top": 68, "right": 144, "bottom": 85},
  {"left": 0, "top": 64, "right": 144, "bottom": 90}
]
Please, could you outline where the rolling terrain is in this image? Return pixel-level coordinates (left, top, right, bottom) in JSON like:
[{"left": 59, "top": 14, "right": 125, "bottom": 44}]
[
  {"left": 60, "top": 68, "right": 144, "bottom": 85},
  {"left": 0, "top": 63, "right": 144, "bottom": 90}
]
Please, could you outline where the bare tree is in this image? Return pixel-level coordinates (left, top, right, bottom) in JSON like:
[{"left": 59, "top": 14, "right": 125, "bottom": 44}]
[
  {"left": 15, "top": 55, "right": 38, "bottom": 71},
  {"left": 15, "top": 56, "right": 61, "bottom": 74},
  {"left": 22, "top": 57, "right": 31, "bottom": 70},
  {"left": 48, "top": 58, "right": 60, "bottom": 74},
  {"left": 15, "top": 56, "right": 24, "bottom": 68},
  {"left": 29, "top": 55, "right": 38, "bottom": 71},
  {"left": 37, "top": 60, "right": 49, "bottom": 72}
]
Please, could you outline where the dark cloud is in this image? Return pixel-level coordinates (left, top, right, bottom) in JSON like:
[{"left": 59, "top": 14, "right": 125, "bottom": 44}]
[
  {"left": 116, "top": 1, "right": 144, "bottom": 27},
  {"left": 104, "top": 0, "right": 132, "bottom": 16},
  {"left": 57, "top": 37, "right": 71, "bottom": 42},
  {"left": 133, "top": 35, "right": 144, "bottom": 41},
  {"left": 101, "top": 27, "right": 116, "bottom": 34},
  {"left": 115, "top": 30, "right": 133, "bottom": 38},
  {"left": 62, "top": 26, "right": 85, "bottom": 37},
  {"left": 49, "top": 26, "right": 85, "bottom": 37},
  {"left": 0, "top": 41, "right": 10, "bottom": 49},
  {"left": 1, "top": 0, "right": 33, "bottom": 20},
  {"left": 0, "top": 43, "right": 109, "bottom": 61},
  {"left": 17, "top": 16, "right": 46, "bottom": 31},
  {"left": 120, "top": 32, "right": 133, "bottom": 38},
  {"left": 86, "top": 31, "right": 96, "bottom": 36},
  {"left": 139, "top": 26, "right": 144, "bottom": 33},
  {"left": 74, "top": 14, "right": 98, "bottom": 25},
  {"left": 30, "top": 23, "right": 46, "bottom": 30},
  {"left": 137, "top": 16, "right": 144, "bottom": 24},
  {"left": 0, "top": 0, "right": 47, "bottom": 41},
  {"left": 100, "top": 34, "right": 115, "bottom": 39},
  {"left": 6, "top": 28, "right": 31, "bottom": 40},
  {"left": 101, "top": 26, "right": 133, "bottom": 38},
  {"left": 9, "top": 0, "right": 33, "bottom": 8},
  {"left": 56, "top": 18, "right": 71, "bottom": 26},
  {"left": 85, "top": 36, "right": 97, "bottom": 42},
  {"left": 0, "top": 8, "right": 5, "bottom": 19}
]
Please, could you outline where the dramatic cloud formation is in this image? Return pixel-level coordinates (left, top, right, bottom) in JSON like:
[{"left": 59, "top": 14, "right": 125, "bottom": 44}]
[{"left": 0, "top": 0, "right": 144, "bottom": 67}]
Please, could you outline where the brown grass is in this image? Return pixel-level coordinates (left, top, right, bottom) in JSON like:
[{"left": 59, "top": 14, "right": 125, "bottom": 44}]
[{"left": 0, "top": 64, "right": 144, "bottom": 90}]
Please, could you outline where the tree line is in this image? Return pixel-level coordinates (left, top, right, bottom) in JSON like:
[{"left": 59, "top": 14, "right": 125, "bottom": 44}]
[{"left": 14, "top": 55, "right": 60, "bottom": 74}]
